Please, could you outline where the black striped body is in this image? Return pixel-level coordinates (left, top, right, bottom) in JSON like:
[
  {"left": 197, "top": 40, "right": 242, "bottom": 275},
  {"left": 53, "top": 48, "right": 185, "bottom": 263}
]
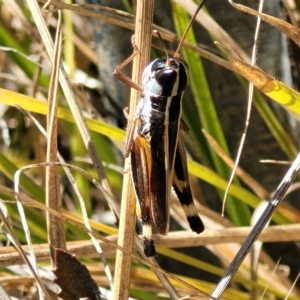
[{"left": 124, "top": 57, "right": 204, "bottom": 257}]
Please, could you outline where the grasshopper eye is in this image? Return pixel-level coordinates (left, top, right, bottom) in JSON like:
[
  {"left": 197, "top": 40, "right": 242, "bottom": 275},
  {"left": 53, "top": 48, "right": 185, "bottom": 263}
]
[{"left": 155, "top": 69, "right": 177, "bottom": 87}]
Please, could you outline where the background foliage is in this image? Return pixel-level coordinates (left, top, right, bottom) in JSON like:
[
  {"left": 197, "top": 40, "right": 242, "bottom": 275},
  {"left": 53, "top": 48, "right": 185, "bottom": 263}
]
[{"left": 0, "top": 0, "right": 300, "bottom": 299}]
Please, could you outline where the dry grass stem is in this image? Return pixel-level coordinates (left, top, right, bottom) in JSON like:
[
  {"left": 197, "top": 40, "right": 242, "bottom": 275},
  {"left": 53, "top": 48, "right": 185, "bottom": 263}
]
[{"left": 113, "top": 1, "right": 154, "bottom": 298}]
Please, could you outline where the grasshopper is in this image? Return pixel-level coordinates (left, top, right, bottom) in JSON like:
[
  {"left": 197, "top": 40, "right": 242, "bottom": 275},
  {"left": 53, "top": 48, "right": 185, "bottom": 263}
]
[{"left": 115, "top": 0, "right": 206, "bottom": 257}]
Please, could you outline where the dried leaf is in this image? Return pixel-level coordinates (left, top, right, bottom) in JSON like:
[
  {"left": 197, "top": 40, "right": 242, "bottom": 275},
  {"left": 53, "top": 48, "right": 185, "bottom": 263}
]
[
  {"left": 216, "top": 42, "right": 300, "bottom": 117},
  {"left": 229, "top": 0, "right": 300, "bottom": 48},
  {"left": 53, "top": 249, "right": 104, "bottom": 300}
]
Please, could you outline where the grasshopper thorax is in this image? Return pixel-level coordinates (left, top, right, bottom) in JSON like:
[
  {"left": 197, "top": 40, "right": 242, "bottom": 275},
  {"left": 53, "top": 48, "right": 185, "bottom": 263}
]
[{"left": 142, "top": 57, "right": 188, "bottom": 97}]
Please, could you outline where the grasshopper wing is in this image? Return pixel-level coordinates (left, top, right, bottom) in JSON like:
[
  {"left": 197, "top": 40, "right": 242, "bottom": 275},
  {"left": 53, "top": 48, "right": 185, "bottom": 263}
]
[
  {"left": 173, "top": 136, "right": 205, "bottom": 234},
  {"left": 131, "top": 129, "right": 156, "bottom": 256}
]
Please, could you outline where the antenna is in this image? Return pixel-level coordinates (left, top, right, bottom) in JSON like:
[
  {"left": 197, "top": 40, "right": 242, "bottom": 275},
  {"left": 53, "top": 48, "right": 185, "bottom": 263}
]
[
  {"left": 174, "top": 0, "right": 206, "bottom": 58},
  {"left": 154, "top": 30, "right": 170, "bottom": 64}
]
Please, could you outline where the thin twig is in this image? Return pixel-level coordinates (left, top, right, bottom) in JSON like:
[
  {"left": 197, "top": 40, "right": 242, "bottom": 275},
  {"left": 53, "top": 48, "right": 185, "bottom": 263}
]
[
  {"left": 211, "top": 152, "right": 300, "bottom": 298},
  {"left": 222, "top": 0, "right": 265, "bottom": 214},
  {"left": 45, "top": 9, "right": 67, "bottom": 262}
]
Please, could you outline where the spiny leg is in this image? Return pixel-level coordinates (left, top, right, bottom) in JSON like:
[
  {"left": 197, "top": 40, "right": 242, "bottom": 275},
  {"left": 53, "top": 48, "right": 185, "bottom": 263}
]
[{"left": 113, "top": 35, "right": 143, "bottom": 92}]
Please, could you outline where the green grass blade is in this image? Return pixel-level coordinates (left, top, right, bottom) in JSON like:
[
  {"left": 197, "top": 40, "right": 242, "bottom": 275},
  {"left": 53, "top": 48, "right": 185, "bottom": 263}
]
[
  {"left": 0, "top": 88, "right": 125, "bottom": 141},
  {"left": 172, "top": 4, "right": 251, "bottom": 225},
  {"left": 0, "top": 24, "right": 49, "bottom": 88}
]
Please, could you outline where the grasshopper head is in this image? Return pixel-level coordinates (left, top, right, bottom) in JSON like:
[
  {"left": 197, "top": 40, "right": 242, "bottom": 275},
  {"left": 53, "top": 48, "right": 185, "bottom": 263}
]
[{"left": 142, "top": 57, "right": 188, "bottom": 96}]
